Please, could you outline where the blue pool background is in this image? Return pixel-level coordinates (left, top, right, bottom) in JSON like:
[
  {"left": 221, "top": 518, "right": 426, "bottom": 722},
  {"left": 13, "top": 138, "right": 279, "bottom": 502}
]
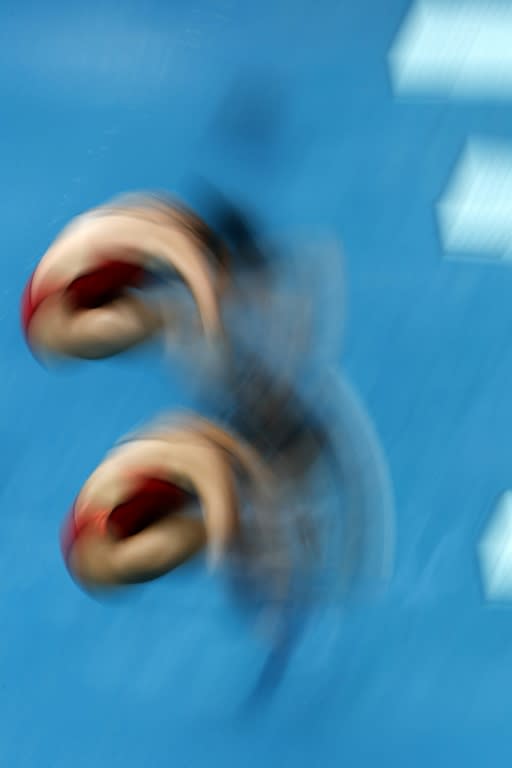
[{"left": 2, "top": 0, "right": 512, "bottom": 764}]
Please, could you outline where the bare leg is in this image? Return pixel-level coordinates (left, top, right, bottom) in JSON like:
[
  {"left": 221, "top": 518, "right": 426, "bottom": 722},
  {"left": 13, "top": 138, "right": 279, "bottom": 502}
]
[
  {"left": 70, "top": 514, "right": 207, "bottom": 587},
  {"left": 111, "top": 513, "right": 207, "bottom": 584},
  {"left": 30, "top": 294, "right": 170, "bottom": 359}
]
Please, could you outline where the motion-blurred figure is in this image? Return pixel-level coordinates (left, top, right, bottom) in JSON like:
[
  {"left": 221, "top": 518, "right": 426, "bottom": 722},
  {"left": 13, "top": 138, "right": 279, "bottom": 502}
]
[
  {"left": 50, "top": 184, "right": 393, "bottom": 696},
  {"left": 21, "top": 194, "right": 228, "bottom": 361},
  {"left": 61, "top": 412, "right": 276, "bottom": 590}
]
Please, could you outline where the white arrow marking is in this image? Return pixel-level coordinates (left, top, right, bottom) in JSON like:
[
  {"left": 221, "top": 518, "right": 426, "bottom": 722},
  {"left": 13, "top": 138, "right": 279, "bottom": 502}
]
[
  {"left": 437, "top": 139, "right": 512, "bottom": 260},
  {"left": 479, "top": 492, "right": 512, "bottom": 600},
  {"left": 389, "top": 1, "right": 512, "bottom": 100}
]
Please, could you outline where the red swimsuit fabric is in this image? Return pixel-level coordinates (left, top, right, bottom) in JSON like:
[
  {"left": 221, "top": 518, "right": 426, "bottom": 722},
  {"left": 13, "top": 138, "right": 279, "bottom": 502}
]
[
  {"left": 21, "top": 260, "right": 148, "bottom": 339},
  {"left": 61, "top": 477, "right": 193, "bottom": 566}
]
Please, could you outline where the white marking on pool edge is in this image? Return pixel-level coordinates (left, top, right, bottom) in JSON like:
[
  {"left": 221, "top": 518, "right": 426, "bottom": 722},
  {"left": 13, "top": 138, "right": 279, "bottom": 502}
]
[
  {"left": 437, "top": 140, "right": 512, "bottom": 260},
  {"left": 389, "top": 1, "right": 512, "bottom": 100},
  {"left": 479, "top": 492, "right": 512, "bottom": 600}
]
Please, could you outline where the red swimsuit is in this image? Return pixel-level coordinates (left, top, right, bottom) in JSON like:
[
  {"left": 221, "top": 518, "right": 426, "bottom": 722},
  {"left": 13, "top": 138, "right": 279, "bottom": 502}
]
[
  {"left": 61, "top": 476, "right": 194, "bottom": 567},
  {"left": 21, "top": 260, "right": 148, "bottom": 342}
]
